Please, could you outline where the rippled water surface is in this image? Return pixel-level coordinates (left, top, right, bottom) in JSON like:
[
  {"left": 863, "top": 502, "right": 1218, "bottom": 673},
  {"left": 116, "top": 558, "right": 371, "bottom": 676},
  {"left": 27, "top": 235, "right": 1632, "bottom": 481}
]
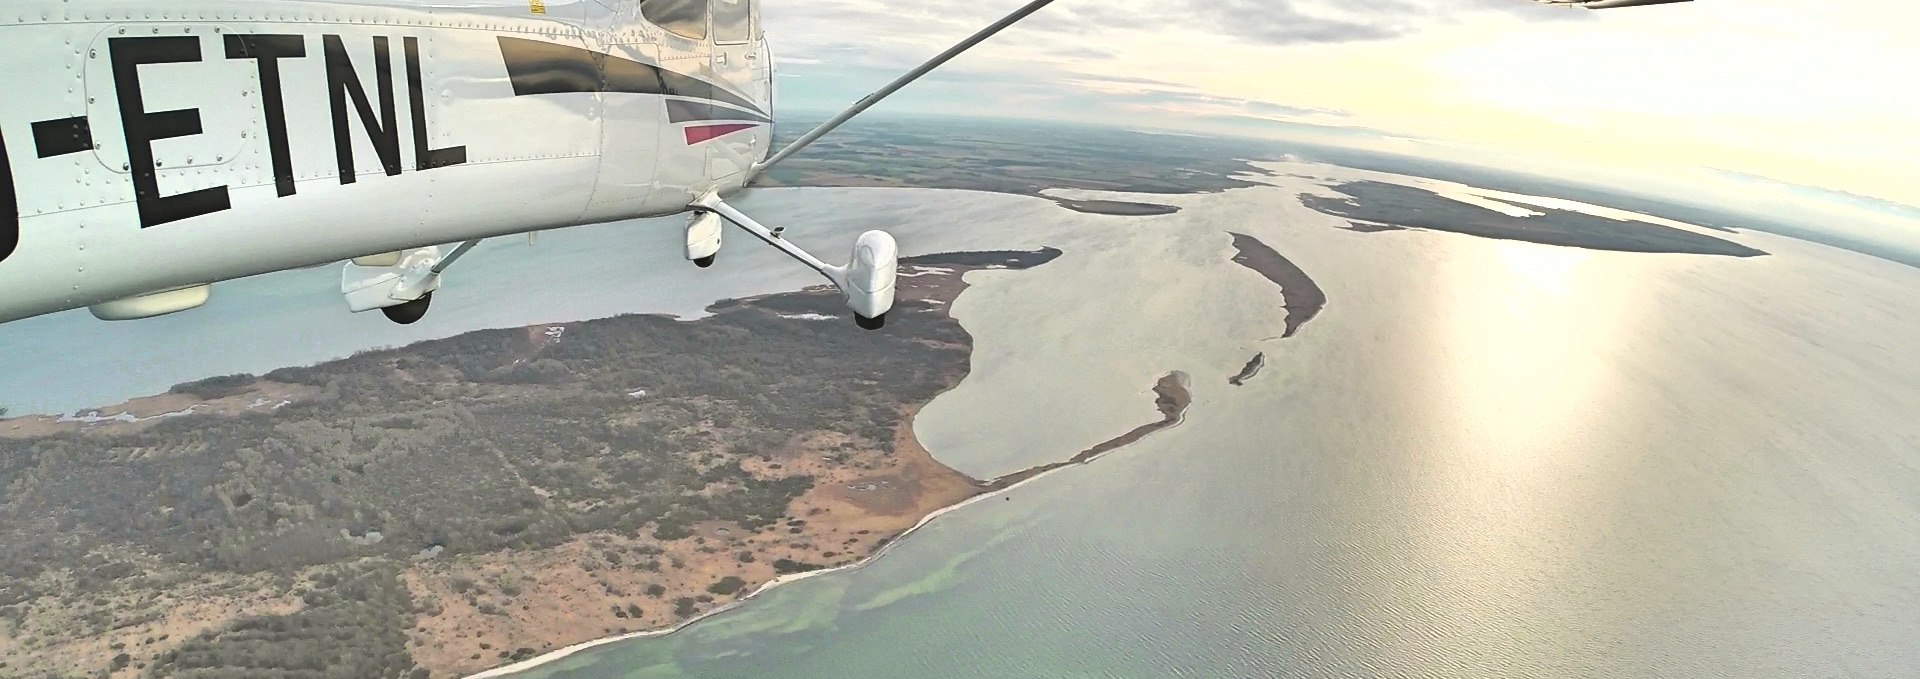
[
  {"left": 8, "top": 167, "right": 1917, "bottom": 678},
  {"left": 511, "top": 168, "right": 1920, "bottom": 678}
]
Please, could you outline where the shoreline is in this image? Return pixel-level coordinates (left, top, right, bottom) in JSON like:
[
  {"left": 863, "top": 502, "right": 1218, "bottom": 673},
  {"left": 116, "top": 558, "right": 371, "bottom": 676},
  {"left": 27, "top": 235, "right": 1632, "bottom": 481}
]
[
  {"left": 1051, "top": 198, "right": 1182, "bottom": 216},
  {"left": 1298, "top": 179, "right": 1768, "bottom": 258},
  {"left": 468, "top": 371, "right": 1194, "bottom": 679},
  {"left": 1229, "top": 353, "right": 1266, "bottom": 386},
  {"left": 1227, "top": 232, "right": 1326, "bottom": 338},
  {"left": 0, "top": 248, "right": 1059, "bottom": 679}
]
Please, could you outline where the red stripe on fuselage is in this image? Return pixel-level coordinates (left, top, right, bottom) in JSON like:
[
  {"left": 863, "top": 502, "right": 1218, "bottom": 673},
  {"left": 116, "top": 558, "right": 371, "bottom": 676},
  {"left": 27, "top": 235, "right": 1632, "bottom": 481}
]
[{"left": 684, "top": 123, "right": 758, "bottom": 145}]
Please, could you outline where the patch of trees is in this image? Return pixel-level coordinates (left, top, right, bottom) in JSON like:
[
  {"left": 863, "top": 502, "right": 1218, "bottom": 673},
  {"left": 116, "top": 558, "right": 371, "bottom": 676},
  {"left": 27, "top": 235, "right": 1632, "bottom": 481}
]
[
  {"left": 169, "top": 374, "right": 259, "bottom": 400},
  {"left": 0, "top": 286, "right": 981, "bottom": 671},
  {"left": 772, "top": 559, "right": 824, "bottom": 575},
  {"left": 149, "top": 562, "right": 420, "bottom": 678},
  {"left": 706, "top": 576, "right": 747, "bottom": 596}
]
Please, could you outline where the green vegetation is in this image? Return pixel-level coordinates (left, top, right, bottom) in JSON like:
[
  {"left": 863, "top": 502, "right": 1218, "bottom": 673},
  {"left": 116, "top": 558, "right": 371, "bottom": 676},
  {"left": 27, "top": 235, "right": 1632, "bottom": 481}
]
[
  {"left": 771, "top": 559, "right": 823, "bottom": 575},
  {"left": 706, "top": 577, "right": 748, "bottom": 596},
  {"left": 151, "top": 563, "right": 418, "bottom": 679},
  {"left": 0, "top": 286, "right": 972, "bottom": 677},
  {"left": 168, "top": 374, "right": 259, "bottom": 400}
]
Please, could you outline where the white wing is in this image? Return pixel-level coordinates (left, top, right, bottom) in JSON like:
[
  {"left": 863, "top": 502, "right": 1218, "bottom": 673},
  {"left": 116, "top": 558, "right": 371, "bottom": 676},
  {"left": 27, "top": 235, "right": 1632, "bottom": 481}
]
[{"left": 1536, "top": 0, "right": 1693, "bottom": 8}]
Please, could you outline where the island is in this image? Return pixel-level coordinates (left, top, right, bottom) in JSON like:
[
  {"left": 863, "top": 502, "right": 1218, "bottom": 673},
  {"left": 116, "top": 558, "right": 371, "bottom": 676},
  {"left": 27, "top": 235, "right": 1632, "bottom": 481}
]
[
  {"left": 1050, "top": 199, "right": 1181, "bottom": 217},
  {"left": 1338, "top": 220, "right": 1404, "bottom": 233},
  {"left": 0, "top": 247, "right": 1200, "bottom": 679},
  {"left": 1229, "top": 353, "right": 1266, "bottom": 386},
  {"left": 1227, "top": 232, "right": 1327, "bottom": 338},
  {"left": 1301, "top": 181, "right": 1768, "bottom": 257}
]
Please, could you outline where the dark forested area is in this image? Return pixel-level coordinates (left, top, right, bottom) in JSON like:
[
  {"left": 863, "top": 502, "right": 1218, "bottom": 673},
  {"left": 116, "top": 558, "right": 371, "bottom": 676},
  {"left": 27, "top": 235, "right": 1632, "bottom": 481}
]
[{"left": 0, "top": 286, "right": 971, "bottom": 677}]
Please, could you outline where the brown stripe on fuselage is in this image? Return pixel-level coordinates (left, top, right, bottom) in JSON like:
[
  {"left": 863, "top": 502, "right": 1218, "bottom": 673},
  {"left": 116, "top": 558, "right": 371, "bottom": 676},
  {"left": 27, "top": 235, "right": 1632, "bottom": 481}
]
[
  {"left": 664, "top": 98, "right": 771, "bottom": 124},
  {"left": 496, "top": 37, "right": 766, "bottom": 117}
]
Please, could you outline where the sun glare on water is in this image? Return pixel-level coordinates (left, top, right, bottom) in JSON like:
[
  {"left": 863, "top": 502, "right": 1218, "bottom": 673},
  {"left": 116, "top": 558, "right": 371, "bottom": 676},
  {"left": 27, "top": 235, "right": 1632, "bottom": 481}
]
[
  {"left": 1387, "top": 240, "right": 1652, "bottom": 650},
  {"left": 1450, "top": 242, "right": 1626, "bottom": 445}
]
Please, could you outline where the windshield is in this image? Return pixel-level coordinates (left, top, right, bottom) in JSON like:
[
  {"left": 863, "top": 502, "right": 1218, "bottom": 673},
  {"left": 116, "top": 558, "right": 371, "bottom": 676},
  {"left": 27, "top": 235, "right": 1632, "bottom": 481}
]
[{"left": 641, "top": 0, "right": 706, "bottom": 39}]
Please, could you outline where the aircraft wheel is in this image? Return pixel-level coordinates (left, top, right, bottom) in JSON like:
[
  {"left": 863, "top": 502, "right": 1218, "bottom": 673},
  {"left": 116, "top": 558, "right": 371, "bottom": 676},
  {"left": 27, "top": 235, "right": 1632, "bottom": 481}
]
[
  {"left": 382, "top": 292, "right": 433, "bottom": 325},
  {"left": 855, "top": 313, "right": 886, "bottom": 331},
  {"left": 694, "top": 255, "right": 717, "bottom": 269}
]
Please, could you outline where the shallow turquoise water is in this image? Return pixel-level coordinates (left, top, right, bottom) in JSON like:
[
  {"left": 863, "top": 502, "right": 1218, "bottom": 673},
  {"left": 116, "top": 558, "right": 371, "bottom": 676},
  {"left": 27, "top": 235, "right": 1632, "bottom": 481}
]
[
  {"left": 9, "top": 175, "right": 1917, "bottom": 679},
  {"left": 506, "top": 173, "right": 1920, "bottom": 678}
]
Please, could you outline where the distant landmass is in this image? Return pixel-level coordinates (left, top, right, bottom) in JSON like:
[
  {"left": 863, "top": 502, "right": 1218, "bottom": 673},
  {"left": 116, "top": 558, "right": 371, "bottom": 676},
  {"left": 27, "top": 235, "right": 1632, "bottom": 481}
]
[
  {"left": 760, "top": 116, "right": 1263, "bottom": 211},
  {"left": 759, "top": 114, "right": 1850, "bottom": 263},
  {"left": 774, "top": 114, "right": 1898, "bottom": 267},
  {"left": 1285, "top": 144, "right": 1920, "bottom": 267},
  {"left": 1303, "top": 181, "right": 1769, "bottom": 258}
]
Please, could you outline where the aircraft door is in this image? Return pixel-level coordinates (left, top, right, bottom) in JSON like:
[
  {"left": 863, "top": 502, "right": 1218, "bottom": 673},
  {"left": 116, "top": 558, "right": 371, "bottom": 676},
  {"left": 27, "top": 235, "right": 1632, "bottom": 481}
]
[
  {"left": 583, "top": 1, "right": 673, "bottom": 220},
  {"left": 628, "top": 0, "right": 715, "bottom": 208},
  {"left": 705, "top": 0, "right": 767, "bottom": 182}
]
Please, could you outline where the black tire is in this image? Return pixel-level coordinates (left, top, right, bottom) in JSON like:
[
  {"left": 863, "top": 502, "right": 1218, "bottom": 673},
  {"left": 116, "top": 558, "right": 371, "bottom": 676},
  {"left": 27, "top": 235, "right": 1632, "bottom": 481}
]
[
  {"left": 382, "top": 292, "right": 433, "bottom": 325},
  {"left": 855, "top": 313, "right": 886, "bottom": 331},
  {"left": 694, "top": 255, "right": 717, "bottom": 268}
]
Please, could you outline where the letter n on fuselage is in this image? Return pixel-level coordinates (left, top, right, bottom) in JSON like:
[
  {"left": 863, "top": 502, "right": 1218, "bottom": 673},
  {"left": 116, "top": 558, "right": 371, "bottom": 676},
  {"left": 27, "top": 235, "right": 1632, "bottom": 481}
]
[
  {"left": 324, "top": 35, "right": 466, "bottom": 184},
  {"left": 324, "top": 35, "right": 403, "bottom": 184},
  {"left": 0, "top": 132, "right": 16, "bottom": 263}
]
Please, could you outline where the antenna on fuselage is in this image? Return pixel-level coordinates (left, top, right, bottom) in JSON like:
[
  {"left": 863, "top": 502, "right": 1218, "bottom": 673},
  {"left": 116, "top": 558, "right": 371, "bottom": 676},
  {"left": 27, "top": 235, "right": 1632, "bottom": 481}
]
[{"left": 746, "top": 0, "right": 1059, "bottom": 180}]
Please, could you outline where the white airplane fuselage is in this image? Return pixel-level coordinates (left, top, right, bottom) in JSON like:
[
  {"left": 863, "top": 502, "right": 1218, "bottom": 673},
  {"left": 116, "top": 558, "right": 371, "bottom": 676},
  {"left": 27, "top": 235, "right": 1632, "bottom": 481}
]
[{"left": 0, "top": 0, "right": 774, "bottom": 323}]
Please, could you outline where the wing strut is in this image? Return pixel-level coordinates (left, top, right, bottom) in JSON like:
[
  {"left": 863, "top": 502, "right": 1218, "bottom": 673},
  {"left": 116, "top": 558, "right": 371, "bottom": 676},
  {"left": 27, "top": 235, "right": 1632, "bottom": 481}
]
[
  {"left": 697, "top": 0, "right": 1056, "bottom": 330},
  {"left": 748, "top": 0, "right": 1059, "bottom": 180}
]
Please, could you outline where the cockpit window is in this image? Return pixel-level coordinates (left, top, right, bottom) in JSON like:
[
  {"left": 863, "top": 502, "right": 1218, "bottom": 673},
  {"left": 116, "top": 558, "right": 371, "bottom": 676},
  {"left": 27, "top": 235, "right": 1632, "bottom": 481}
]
[
  {"left": 712, "top": 0, "right": 752, "bottom": 44},
  {"left": 641, "top": 0, "right": 707, "bottom": 40}
]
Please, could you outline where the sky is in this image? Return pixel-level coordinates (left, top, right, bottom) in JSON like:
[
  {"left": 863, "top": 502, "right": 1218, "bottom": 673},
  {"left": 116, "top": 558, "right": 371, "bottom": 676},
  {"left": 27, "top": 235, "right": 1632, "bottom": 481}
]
[{"left": 763, "top": 0, "right": 1920, "bottom": 215}]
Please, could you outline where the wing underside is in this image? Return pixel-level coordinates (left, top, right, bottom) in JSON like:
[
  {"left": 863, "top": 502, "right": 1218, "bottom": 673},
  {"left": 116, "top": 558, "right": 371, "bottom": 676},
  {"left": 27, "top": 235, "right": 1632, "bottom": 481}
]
[{"left": 1536, "top": 0, "right": 1693, "bottom": 8}]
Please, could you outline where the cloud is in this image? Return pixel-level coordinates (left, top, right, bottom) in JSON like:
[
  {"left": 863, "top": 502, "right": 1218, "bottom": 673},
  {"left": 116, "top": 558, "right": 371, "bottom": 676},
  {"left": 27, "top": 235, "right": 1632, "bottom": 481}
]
[
  {"left": 1125, "top": 0, "right": 1586, "bottom": 46},
  {"left": 1043, "top": 45, "right": 1119, "bottom": 61},
  {"left": 1066, "top": 80, "right": 1353, "bottom": 120},
  {"left": 761, "top": 0, "right": 1920, "bottom": 209},
  {"left": 1704, "top": 168, "right": 1920, "bottom": 216},
  {"left": 764, "top": 1, "right": 1584, "bottom": 143},
  {"left": 763, "top": 0, "right": 1416, "bottom": 131},
  {"left": 768, "top": 0, "right": 1583, "bottom": 68}
]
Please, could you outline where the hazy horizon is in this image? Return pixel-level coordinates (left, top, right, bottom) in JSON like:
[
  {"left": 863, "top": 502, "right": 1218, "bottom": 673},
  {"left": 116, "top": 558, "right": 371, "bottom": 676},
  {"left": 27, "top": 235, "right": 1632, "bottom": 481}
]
[
  {"left": 767, "top": 108, "right": 1920, "bottom": 270},
  {"left": 764, "top": 0, "right": 1920, "bottom": 215}
]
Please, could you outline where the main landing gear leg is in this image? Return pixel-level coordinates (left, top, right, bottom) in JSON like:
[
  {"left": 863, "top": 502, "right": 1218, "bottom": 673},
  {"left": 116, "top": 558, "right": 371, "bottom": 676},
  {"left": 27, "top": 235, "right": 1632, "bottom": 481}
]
[
  {"left": 686, "top": 210, "right": 722, "bottom": 269},
  {"left": 341, "top": 239, "right": 483, "bottom": 325},
  {"left": 689, "top": 193, "right": 899, "bottom": 330}
]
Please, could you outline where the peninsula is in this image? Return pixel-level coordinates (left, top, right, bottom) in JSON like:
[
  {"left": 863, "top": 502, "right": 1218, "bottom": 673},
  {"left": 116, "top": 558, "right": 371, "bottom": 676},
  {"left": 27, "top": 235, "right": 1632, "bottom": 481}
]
[{"left": 0, "top": 246, "right": 1195, "bottom": 679}]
